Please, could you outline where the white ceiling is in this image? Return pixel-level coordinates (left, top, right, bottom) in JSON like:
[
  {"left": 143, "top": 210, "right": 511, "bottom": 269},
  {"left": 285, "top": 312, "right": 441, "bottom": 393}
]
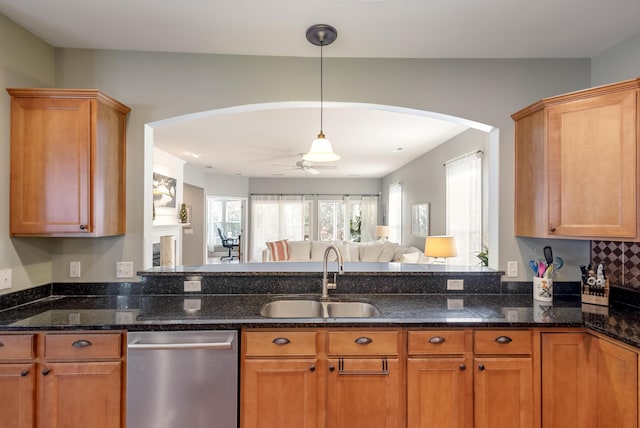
[{"left": 2, "top": 0, "right": 639, "bottom": 178}]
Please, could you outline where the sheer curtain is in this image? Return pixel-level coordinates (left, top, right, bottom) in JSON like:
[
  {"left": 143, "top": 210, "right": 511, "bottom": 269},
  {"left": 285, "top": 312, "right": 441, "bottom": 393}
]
[
  {"left": 250, "top": 195, "right": 306, "bottom": 261},
  {"left": 445, "top": 152, "right": 482, "bottom": 266},
  {"left": 360, "top": 195, "right": 379, "bottom": 242},
  {"left": 388, "top": 183, "right": 402, "bottom": 243}
]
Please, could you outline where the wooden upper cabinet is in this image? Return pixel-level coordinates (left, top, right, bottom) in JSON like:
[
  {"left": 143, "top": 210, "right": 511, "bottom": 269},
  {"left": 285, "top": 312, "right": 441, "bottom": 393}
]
[
  {"left": 7, "top": 88, "right": 130, "bottom": 237},
  {"left": 512, "top": 78, "right": 640, "bottom": 240}
]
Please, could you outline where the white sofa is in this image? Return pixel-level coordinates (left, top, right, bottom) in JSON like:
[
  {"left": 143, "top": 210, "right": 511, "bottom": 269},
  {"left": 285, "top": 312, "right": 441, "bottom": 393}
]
[{"left": 261, "top": 239, "right": 432, "bottom": 263}]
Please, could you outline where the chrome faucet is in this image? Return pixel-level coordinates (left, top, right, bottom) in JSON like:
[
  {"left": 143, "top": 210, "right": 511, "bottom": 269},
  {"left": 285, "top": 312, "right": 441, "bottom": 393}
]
[{"left": 321, "top": 244, "right": 344, "bottom": 300}]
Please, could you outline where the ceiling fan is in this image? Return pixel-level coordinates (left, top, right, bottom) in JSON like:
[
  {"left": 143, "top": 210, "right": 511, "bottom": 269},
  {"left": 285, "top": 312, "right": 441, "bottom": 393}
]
[{"left": 274, "top": 159, "right": 338, "bottom": 175}]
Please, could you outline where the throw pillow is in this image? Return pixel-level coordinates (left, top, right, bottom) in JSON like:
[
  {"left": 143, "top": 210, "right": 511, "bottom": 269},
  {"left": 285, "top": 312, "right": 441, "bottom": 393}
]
[
  {"left": 360, "top": 242, "right": 385, "bottom": 262},
  {"left": 400, "top": 251, "right": 421, "bottom": 263},
  {"left": 288, "top": 240, "right": 311, "bottom": 261},
  {"left": 266, "top": 239, "right": 289, "bottom": 261}
]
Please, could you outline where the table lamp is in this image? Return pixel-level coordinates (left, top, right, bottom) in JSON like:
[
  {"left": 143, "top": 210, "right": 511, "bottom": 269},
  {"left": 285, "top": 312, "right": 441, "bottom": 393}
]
[
  {"left": 424, "top": 235, "right": 457, "bottom": 263},
  {"left": 375, "top": 225, "right": 390, "bottom": 241}
]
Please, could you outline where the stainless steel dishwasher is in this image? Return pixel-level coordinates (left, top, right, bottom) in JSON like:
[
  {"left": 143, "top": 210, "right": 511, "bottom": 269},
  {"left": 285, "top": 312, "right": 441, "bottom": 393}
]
[{"left": 127, "top": 330, "right": 238, "bottom": 428}]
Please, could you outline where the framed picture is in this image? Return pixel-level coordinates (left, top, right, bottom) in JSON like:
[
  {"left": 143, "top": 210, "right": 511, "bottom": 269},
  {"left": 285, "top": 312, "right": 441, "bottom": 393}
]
[
  {"left": 412, "top": 203, "right": 429, "bottom": 237},
  {"left": 153, "top": 172, "right": 177, "bottom": 208}
]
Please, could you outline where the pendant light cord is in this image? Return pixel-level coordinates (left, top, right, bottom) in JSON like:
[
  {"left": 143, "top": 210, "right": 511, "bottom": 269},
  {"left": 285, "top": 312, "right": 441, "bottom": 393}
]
[{"left": 320, "top": 42, "right": 324, "bottom": 134}]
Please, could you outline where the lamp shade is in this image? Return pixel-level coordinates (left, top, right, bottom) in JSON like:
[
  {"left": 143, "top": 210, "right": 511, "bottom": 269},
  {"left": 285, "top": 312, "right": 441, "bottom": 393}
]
[
  {"left": 303, "top": 133, "right": 340, "bottom": 162},
  {"left": 375, "top": 225, "right": 390, "bottom": 238},
  {"left": 424, "top": 235, "right": 457, "bottom": 258}
]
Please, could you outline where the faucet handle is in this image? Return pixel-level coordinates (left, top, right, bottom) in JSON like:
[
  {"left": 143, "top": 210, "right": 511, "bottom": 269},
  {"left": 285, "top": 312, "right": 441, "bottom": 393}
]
[{"left": 327, "top": 273, "right": 337, "bottom": 289}]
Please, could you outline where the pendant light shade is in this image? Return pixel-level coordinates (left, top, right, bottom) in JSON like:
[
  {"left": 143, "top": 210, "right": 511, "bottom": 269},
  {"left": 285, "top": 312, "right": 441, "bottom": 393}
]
[
  {"left": 303, "top": 132, "right": 340, "bottom": 162},
  {"left": 304, "top": 24, "right": 340, "bottom": 163}
]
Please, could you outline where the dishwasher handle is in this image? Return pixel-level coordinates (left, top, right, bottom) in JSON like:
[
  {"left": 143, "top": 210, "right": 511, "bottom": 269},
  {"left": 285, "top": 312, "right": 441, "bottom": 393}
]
[{"left": 128, "top": 340, "right": 233, "bottom": 351}]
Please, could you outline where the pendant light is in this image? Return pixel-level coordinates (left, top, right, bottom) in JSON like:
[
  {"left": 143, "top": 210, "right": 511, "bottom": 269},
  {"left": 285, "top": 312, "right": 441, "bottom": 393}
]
[{"left": 303, "top": 24, "right": 340, "bottom": 163}]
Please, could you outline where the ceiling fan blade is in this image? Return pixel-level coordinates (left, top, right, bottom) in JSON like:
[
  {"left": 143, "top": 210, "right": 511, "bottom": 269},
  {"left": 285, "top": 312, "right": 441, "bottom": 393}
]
[{"left": 307, "top": 168, "right": 320, "bottom": 175}]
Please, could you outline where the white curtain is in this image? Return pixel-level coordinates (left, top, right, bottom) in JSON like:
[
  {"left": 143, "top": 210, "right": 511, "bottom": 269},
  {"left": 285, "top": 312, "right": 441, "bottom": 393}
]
[
  {"left": 445, "top": 152, "right": 482, "bottom": 266},
  {"left": 250, "top": 195, "right": 306, "bottom": 261},
  {"left": 360, "top": 195, "right": 379, "bottom": 242},
  {"left": 388, "top": 182, "right": 402, "bottom": 243}
]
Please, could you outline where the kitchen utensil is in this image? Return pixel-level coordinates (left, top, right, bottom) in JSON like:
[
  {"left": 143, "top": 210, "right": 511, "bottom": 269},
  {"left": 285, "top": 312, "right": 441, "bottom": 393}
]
[
  {"left": 543, "top": 246, "right": 553, "bottom": 266},
  {"left": 538, "top": 261, "right": 546, "bottom": 278},
  {"left": 553, "top": 256, "right": 564, "bottom": 270},
  {"left": 529, "top": 260, "right": 539, "bottom": 275},
  {"left": 544, "top": 264, "right": 554, "bottom": 278}
]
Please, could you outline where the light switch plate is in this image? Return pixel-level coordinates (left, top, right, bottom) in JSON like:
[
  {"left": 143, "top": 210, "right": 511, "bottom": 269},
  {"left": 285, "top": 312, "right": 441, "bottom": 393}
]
[
  {"left": 69, "top": 261, "right": 81, "bottom": 278},
  {"left": 0, "top": 269, "right": 12, "bottom": 290},
  {"left": 507, "top": 261, "right": 518, "bottom": 277},
  {"left": 116, "top": 261, "right": 134, "bottom": 278}
]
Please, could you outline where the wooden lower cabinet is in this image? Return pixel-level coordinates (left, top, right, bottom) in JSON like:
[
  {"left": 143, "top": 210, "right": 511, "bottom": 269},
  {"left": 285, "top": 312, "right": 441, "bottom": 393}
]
[
  {"left": 39, "top": 361, "right": 123, "bottom": 428},
  {"left": 242, "top": 358, "right": 320, "bottom": 428},
  {"left": 541, "top": 331, "right": 638, "bottom": 428},
  {"left": 0, "top": 363, "right": 36, "bottom": 428},
  {"left": 473, "top": 357, "right": 534, "bottom": 428},
  {"left": 407, "top": 357, "right": 472, "bottom": 428},
  {"left": 326, "top": 357, "right": 402, "bottom": 428},
  {"left": 241, "top": 329, "right": 403, "bottom": 428},
  {"left": 0, "top": 332, "right": 124, "bottom": 428}
]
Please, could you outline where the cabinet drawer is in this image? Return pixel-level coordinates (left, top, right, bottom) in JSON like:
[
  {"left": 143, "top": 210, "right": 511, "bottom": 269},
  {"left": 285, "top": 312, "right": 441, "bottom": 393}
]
[
  {"left": 245, "top": 331, "right": 317, "bottom": 356},
  {"left": 0, "top": 334, "right": 35, "bottom": 360},
  {"left": 43, "top": 333, "right": 122, "bottom": 359},
  {"left": 408, "top": 330, "right": 468, "bottom": 355},
  {"left": 328, "top": 331, "right": 400, "bottom": 356},
  {"left": 474, "top": 330, "right": 533, "bottom": 355}
]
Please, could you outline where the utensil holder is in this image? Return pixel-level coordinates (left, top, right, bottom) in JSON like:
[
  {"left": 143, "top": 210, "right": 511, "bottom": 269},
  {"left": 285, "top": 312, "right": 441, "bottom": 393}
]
[
  {"left": 533, "top": 277, "right": 553, "bottom": 302},
  {"left": 581, "top": 278, "right": 609, "bottom": 306}
]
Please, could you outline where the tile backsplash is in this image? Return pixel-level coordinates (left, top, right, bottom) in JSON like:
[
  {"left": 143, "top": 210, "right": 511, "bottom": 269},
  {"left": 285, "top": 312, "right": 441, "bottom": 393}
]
[{"left": 591, "top": 241, "right": 640, "bottom": 290}]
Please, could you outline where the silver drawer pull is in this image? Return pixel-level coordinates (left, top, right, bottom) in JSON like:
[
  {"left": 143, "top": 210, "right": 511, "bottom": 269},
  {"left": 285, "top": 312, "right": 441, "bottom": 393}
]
[
  {"left": 495, "top": 336, "right": 513, "bottom": 344},
  {"left": 72, "top": 339, "right": 92, "bottom": 348},
  {"left": 337, "top": 357, "right": 389, "bottom": 376},
  {"left": 272, "top": 337, "right": 291, "bottom": 346},
  {"left": 354, "top": 336, "right": 373, "bottom": 345},
  {"left": 429, "top": 336, "right": 446, "bottom": 344}
]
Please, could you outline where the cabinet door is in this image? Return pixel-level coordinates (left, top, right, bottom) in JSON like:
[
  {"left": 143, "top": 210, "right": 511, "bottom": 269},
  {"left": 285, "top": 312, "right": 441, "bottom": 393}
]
[
  {"left": 407, "top": 357, "right": 472, "bottom": 428},
  {"left": 326, "top": 358, "right": 402, "bottom": 428},
  {"left": 541, "top": 333, "right": 593, "bottom": 428},
  {"left": 474, "top": 357, "right": 533, "bottom": 428},
  {"left": 39, "top": 362, "right": 122, "bottom": 428},
  {"left": 547, "top": 89, "right": 637, "bottom": 238},
  {"left": 0, "top": 363, "right": 35, "bottom": 428},
  {"left": 10, "top": 97, "right": 91, "bottom": 235},
  {"left": 593, "top": 338, "right": 638, "bottom": 428},
  {"left": 242, "top": 358, "right": 319, "bottom": 428}
]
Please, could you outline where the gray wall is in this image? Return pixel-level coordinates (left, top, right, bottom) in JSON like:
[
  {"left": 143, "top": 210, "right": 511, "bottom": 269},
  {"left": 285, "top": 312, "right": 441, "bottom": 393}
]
[
  {"left": 592, "top": 31, "right": 640, "bottom": 86},
  {"left": 182, "top": 183, "right": 206, "bottom": 265},
  {"left": 382, "top": 129, "right": 488, "bottom": 252},
  {"left": 3, "top": 11, "right": 640, "bottom": 290}
]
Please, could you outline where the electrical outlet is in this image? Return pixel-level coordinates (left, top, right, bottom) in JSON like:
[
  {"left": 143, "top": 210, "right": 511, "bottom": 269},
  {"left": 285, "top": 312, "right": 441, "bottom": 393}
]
[
  {"left": 0, "top": 269, "right": 12, "bottom": 290},
  {"left": 447, "top": 298, "right": 464, "bottom": 310},
  {"left": 447, "top": 279, "right": 464, "bottom": 291},
  {"left": 69, "top": 261, "right": 81, "bottom": 278},
  {"left": 184, "top": 280, "right": 201, "bottom": 292},
  {"left": 507, "top": 261, "right": 518, "bottom": 277},
  {"left": 183, "top": 298, "right": 202, "bottom": 313},
  {"left": 116, "top": 261, "right": 134, "bottom": 278},
  {"left": 115, "top": 311, "right": 134, "bottom": 324}
]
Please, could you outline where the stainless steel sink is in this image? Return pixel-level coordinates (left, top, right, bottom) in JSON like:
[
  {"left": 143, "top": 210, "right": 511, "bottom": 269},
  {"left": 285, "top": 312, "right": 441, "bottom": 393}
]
[
  {"left": 325, "top": 301, "right": 381, "bottom": 318},
  {"left": 260, "top": 299, "right": 380, "bottom": 318},
  {"left": 260, "top": 299, "right": 323, "bottom": 318}
]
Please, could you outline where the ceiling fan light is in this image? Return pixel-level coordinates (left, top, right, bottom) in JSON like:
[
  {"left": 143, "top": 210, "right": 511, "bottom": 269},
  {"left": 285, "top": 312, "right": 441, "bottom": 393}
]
[{"left": 303, "top": 133, "right": 341, "bottom": 162}]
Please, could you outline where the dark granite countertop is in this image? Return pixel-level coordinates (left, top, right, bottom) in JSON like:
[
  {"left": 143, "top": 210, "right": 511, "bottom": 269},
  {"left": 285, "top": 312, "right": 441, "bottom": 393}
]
[{"left": 0, "top": 292, "right": 638, "bottom": 348}]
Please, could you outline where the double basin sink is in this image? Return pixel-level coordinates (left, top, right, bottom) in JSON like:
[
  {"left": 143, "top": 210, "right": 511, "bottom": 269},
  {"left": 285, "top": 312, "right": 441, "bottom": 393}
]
[{"left": 260, "top": 298, "right": 381, "bottom": 319}]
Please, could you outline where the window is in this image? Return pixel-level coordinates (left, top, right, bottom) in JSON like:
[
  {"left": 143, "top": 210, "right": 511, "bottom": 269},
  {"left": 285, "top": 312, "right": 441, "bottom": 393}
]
[
  {"left": 388, "top": 182, "right": 402, "bottom": 243},
  {"left": 207, "top": 197, "right": 242, "bottom": 249},
  {"left": 249, "top": 195, "right": 311, "bottom": 261},
  {"left": 445, "top": 152, "right": 482, "bottom": 266},
  {"left": 318, "top": 200, "right": 345, "bottom": 241}
]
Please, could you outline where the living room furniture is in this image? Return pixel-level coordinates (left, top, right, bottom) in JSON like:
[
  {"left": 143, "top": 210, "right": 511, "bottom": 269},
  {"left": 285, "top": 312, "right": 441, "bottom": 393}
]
[
  {"left": 262, "top": 239, "right": 429, "bottom": 263},
  {"left": 218, "top": 227, "right": 240, "bottom": 260}
]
